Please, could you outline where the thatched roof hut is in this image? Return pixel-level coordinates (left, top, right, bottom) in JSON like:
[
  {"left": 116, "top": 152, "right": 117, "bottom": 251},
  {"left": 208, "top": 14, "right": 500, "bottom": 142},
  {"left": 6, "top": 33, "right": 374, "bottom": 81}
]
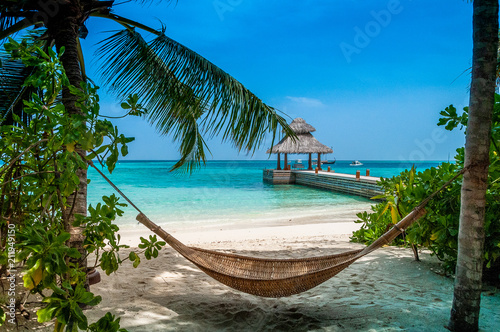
[
  {"left": 288, "top": 117, "right": 316, "bottom": 134},
  {"left": 266, "top": 133, "right": 333, "bottom": 154},
  {"left": 267, "top": 118, "right": 332, "bottom": 170}
]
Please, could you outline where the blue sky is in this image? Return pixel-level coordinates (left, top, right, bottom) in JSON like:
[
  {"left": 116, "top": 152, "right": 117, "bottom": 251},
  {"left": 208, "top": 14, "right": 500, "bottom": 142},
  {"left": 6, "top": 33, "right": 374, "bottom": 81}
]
[{"left": 80, "top": 0, "right": 473, "bottom": 161}]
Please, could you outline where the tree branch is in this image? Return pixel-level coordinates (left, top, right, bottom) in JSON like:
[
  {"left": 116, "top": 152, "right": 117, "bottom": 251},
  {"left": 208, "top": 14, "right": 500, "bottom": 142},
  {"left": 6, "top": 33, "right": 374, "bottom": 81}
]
[
  {"left": 0, "top": 170, "right": 57, "bottom": 188},
  {"left": 0, "top": 139, "right": 48, "bottom": 176}
]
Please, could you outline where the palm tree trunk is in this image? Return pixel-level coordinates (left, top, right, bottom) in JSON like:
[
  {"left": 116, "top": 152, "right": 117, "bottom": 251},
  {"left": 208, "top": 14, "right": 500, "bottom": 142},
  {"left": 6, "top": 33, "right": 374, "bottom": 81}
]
[
  {"left": 448, "top": 1, "right": 498, "bottom": 331},
  {"left": 47, "top": 2, "right": 88, "bottom": 276}
]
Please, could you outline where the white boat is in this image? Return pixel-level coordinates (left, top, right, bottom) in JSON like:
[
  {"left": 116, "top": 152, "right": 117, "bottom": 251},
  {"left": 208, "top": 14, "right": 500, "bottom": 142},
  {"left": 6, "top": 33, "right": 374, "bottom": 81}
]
[
  {"left": 291, "top": 159, "right": 305, "bottom": 169},
  {"left": 350, "top": 160, "right": 363, "bottom": 166}
]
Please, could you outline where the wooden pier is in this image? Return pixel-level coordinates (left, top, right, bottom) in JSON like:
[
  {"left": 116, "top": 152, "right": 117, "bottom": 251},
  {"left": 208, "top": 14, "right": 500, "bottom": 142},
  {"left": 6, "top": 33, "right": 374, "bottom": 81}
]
[{"left": 263, "top": 169, "right": 383, "bottom": 199}]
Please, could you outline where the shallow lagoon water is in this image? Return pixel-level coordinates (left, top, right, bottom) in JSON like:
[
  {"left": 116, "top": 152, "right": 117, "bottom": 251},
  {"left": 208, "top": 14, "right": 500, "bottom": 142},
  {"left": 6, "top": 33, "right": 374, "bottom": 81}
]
[{"left": 87, "top": 160, "right": 443, "bottom": 228}]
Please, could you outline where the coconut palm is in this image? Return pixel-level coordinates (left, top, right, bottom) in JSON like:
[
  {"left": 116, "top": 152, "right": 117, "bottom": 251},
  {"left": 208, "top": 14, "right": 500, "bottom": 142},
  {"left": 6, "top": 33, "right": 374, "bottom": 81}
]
[
  {"left": 448, "top": 1, "right": 498, "bottom": 331},
  {"left": 1, "top": 0, "right": 292, "bottom": 278},
  {"left": 1, "top": 1, "right": 291, "bottom": 165}
]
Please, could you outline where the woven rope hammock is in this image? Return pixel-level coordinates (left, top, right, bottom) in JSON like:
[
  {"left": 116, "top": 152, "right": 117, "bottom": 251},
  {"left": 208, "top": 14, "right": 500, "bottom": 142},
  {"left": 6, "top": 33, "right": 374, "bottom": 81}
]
[{"left": 89, "top": 161, "right": 464, "bottom": 298}]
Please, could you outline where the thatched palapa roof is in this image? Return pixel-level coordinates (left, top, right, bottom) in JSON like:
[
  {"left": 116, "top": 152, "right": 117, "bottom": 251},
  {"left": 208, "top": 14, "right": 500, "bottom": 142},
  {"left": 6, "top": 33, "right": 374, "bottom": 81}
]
[
  {"left": 288, "top": 117, "right": 316, "bottom": 134},
  {"left": 267, "top": 118, "right": 333, "bottom": 154}
]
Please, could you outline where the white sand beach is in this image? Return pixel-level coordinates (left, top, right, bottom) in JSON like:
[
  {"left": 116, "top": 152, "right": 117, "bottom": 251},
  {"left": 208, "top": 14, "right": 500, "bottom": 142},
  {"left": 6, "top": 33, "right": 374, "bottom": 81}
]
[{"left": 79, "top": 211, "right": 500, "bottom": 332}]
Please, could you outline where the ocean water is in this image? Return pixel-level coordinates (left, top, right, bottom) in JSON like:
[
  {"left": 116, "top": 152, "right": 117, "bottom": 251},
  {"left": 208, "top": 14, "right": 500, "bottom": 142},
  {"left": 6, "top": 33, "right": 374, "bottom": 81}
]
[{"left": 87, "top": 160, "right": 443, "bottom": 229}]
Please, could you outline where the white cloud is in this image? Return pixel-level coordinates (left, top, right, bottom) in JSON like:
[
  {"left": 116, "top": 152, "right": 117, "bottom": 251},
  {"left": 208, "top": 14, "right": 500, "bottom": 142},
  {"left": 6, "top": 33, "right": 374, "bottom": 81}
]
[
  {"left": 99, "top": 102, "right": 125, "bottom": 116},
  {"left": 285, "top": 96, "right": 324, "bottom": 108}
]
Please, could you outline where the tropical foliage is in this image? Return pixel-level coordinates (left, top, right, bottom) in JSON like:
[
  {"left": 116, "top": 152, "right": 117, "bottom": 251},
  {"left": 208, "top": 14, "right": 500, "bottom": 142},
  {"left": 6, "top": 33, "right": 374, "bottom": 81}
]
[
  {"left": 0, "top": 38, "right": 164, "bottom": 331},
  {"left": 0, "top": 2, "right": 292, "bottom": 171},
  {"left": 1, "top": 2, "right": 293, "bottom": 329},
  {"left": 351, "top": 98, "right": 500, "bottom": 279}
]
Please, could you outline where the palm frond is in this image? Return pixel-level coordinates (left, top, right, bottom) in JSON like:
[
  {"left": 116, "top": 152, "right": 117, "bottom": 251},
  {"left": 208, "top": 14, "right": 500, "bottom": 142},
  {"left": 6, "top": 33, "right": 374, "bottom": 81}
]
[
  {"left": 0, "top": 16, "right": 21, "bottom": 34},
  {"left": 148, "top": 31, "right": 293, "bottom": 152},
  {"left": 90, "top": 13, "right": 159, "bottom": 35},
  {"left": 95, "top": 29, "right": 197, "bottom": 117},
  {"left": 0, "top": 30, "right": 47, "bottom": 125},
  {"left": 0, "top": 18, "right": 36, "bottom": 41},
  {"left": 0, "top": 51, "right": 34, "bottom": 125},
  {"left": 95, "top": 28, "right": 293, "bottom": 170},
  {"left": 76, "top": 37, "right": 87, "bottom": 80},
  {"left": 94, "top": 29, "right": 207, "bottom": 169},
  {"left": 169, "top": 106, "right": 211, "bottom": 172}
]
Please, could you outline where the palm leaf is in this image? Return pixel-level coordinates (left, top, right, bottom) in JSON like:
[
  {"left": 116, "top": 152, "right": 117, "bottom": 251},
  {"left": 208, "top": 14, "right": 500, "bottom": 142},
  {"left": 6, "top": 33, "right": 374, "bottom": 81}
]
[
  {"left": 0, "top": 16, "right": 21, "bottom": 35},
  {"left": 94, "top": 27, "right": 293, "bottom": 170},
  {"left": 0, "top": 30, "right": 48, "bottom": 125},
  {"left": 0, "top": 18, "right": 37, "bottom": 41},
  {"left": 0, "top": 51, "right": 34, "bottom": 125},
  {"left": 148, "top": 32, "right": 293, "bottom": 150},
  {"left": 90, "top": 13, "right": 159, "bottom": 35},
  {"left": 94, "top": 29, "right": 208, "bottom": 170},
  {"left": 169, "top": 106, "right": 211, "bottom": 172}
]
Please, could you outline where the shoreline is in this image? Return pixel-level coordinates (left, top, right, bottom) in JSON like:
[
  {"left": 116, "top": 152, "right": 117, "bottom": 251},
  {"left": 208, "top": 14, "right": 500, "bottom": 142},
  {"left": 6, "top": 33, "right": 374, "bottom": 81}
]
[
  {"left": 117, "top": 221, "right": 364, "bottom": 248},
  {"left": 81, "top": 212, "right": 500, "bottom": 332},
  {"left": 114, "top": 202, "right": 373, "bottom": 247}
]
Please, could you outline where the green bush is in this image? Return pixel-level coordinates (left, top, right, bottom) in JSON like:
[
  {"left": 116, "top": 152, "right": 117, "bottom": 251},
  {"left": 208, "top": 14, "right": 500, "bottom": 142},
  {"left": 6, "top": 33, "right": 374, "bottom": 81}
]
[
  {"left": 0, "top": 38, "right": 162, "bottom": 331},
  {"left": 351, "top": 103, "right": 500, "bottom": 279}
]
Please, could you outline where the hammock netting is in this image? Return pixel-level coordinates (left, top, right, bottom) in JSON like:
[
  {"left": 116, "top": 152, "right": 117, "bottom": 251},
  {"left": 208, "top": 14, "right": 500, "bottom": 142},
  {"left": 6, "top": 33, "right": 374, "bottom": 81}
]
[{"left": 136, "top": 207, "right": 426, "bottom": 298}]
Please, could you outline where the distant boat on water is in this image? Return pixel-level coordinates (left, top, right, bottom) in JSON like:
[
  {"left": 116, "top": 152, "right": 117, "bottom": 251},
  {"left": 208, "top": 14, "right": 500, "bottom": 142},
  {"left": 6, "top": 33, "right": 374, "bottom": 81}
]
[
  {"left": 350, "top": 160, "right": 363, "bottom": 166},
  {"left": 321, "top": 157, "right": 336, "bottom": 165}
]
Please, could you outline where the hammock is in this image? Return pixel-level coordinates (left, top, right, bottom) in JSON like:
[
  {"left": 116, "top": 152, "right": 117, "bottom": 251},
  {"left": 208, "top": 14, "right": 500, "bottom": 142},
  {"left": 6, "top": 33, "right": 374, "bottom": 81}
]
[
  {"left": 136, "top": 208, "right": 426, "bottom": 297},
  {"left": 89, "top": 161, "right": 463, "bottom": 298}
]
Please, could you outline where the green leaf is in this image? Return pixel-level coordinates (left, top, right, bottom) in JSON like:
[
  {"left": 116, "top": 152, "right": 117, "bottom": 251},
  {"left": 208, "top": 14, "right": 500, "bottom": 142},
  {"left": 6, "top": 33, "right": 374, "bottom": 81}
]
[
  {"left": 37, "top": 305, "right": 58, "bottom": 323},
  {"left": 390, "top": 206, "right": 398, "bottom": 224},
  {"left": 88, "top": 312, "right": 126, "bottom": 332},
  {"left": 133, "top": 257, "right": 141, "bottom": 268},
  {"left": 0, "top": 307, "right": 5, "bottom": 326},
  {"left": 86, "top": 295, "right": 102, "bottom": 307},
  {"left": 120, "top": 144, "right": 128, "bottom": 157},
  {"left": 55, "top": 233, "right": 71, "bottom": 243}
]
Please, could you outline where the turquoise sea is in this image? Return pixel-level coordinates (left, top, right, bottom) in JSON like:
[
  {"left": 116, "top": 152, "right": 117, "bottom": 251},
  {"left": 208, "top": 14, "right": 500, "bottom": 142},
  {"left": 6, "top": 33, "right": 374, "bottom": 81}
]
[{"left": 87, "top": 160, "right": 443, "bottom": 229}]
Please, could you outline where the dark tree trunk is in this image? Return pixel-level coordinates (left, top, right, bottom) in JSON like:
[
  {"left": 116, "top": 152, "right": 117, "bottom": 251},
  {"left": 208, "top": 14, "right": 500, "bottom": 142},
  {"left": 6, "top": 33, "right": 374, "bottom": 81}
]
[
  {"left": 46, "top": 0, "right": 88, "bottom": 276},
  {"left": 448, "top": 1, "right": 498, "bottom": 331}
]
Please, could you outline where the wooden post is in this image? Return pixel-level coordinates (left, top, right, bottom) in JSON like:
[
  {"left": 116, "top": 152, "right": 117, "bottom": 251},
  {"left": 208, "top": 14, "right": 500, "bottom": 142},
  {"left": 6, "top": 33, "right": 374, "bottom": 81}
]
[
  {"left": 315, "top": 167, "right": 318, "bottom": 174},
  {"left": 308, "top": 153, "right": 313, "bottom": 170},
  {"left": 366, "top": 169, "right": 370, "bottom": 176},
  {"left": 327, "top": 166, "right": 331, "bottom": 172},
  {"left": 277, "top": 153, "right": 281, "bottom": 170},
  {"left": 284, "top": 153, "right": 288, "bottom": 170},
  {"left": 356, "top": 170, "right": 360, "bottom": 180},
  {"left": 317, "top": 153, "right": 322, "bottom": 170}
]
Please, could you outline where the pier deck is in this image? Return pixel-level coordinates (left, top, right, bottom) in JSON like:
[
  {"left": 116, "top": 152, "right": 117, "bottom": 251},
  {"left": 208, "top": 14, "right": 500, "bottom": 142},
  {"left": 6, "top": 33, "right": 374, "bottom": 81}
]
[{"left": 263, "top": 169, "right": 383, "bottom": 199}]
